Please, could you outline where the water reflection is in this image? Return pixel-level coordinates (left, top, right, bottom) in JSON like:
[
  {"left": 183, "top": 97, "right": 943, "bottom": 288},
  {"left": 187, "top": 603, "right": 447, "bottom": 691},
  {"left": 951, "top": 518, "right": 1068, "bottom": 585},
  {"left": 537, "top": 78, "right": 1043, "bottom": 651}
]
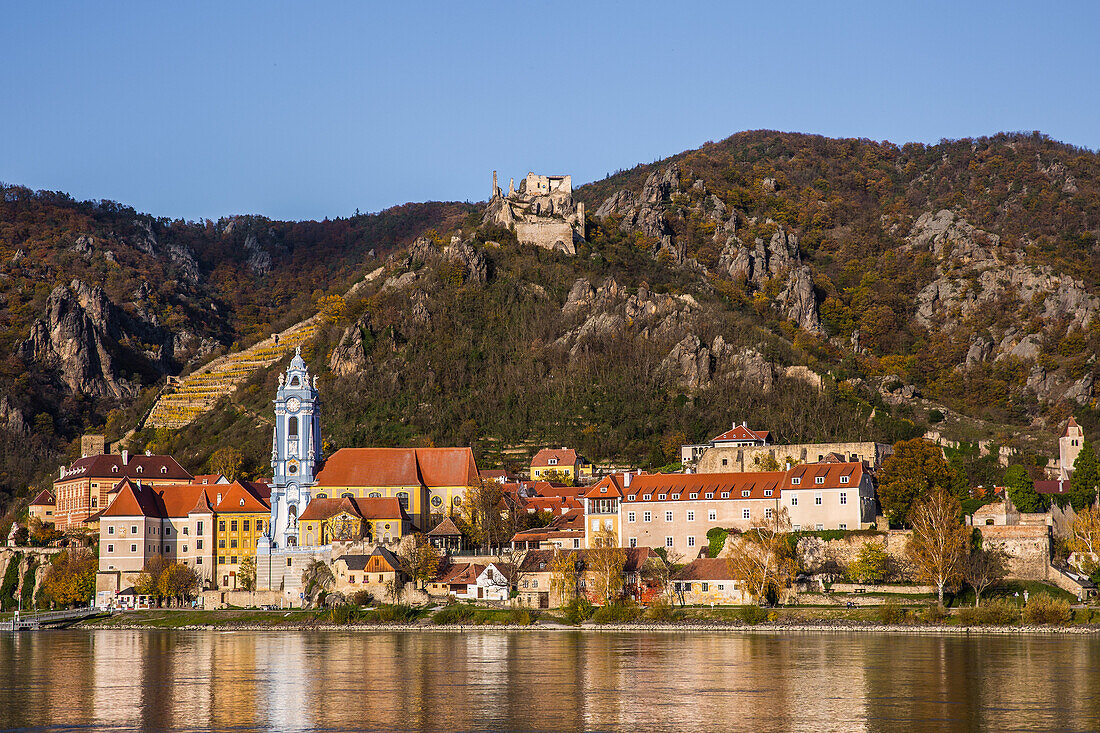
[{"left": 1, "top": 630, "right": 1099, "bottom": 731}]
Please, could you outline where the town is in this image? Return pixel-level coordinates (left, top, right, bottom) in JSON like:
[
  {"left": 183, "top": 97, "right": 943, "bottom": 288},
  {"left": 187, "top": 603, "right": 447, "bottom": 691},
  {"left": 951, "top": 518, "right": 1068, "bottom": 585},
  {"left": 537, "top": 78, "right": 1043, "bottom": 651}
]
[{"left": 4, "top": 346, "right": 1096, "bottom": 624}]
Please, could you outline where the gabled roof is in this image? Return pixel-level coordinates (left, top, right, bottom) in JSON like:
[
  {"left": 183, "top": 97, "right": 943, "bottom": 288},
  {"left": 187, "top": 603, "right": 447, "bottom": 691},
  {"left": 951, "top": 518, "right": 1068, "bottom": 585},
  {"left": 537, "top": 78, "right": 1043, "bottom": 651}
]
[
  {"left": 711, "top": 425, "right": 770, "bottom": 444},
  {"left": 29, "top": 490, "right": 55, "bottom": 506},
  {"left": 314, "top": 447, "right": 479, "bottom": 488},
  {"left": 1035, "top": 480, "right": 1070, "bottom": 495},
  {"left": 298, "top": 496, "right": 410, "bottom": 522},
  {"left": 99, "top": 479, "right": 166, "bottom": 518},
  {"left": 214, "top": 481, "right": 271, "bottom": 513},
  {"left": 436, "top": 562, "right": 485, "bottom": 585},
  {"left": 519, "top": 547, "right": 656, "bottom": 573},
  {"left": 192, "top": 474, "right": 230, "bottom": 485},
  {"left": 59, "top": 454, "right": 192, "bottom": 483},
  {"left": 531, "top": 448, "right": 578, "bottom": 468},
  {"left": 427, "top": 516, "right": 465, "bottom": 537},
  {"left": 675, "top": 558, "right": 735, "bottom": 582},
  {"left": 583, "top": 474, "right": 629, "bottom": 499},
  {"left": 1063, "top": 417, "right": 1083, "bottom": 437},
  {"left": 337, "top": 546, "right": 401, "bottom": 572}
]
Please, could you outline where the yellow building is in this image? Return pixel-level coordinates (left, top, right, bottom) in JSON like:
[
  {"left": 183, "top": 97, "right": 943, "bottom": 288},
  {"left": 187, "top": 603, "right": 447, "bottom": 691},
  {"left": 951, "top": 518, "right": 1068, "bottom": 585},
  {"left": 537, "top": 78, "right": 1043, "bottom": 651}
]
[
  {"left": 531, "top": 448, "right": 592, "bottom": 483},
  {"left": 214, "top": 481, "right": 271, "bottom": 589},
  {"left": 298, "top": 497, "right": 411, "bottom": 546},
  {"left": 312, "top": 447, "right": 479, "bottom": 529},
  {"left": 28, "top": 490, "right": 56, "bottom": 524}
]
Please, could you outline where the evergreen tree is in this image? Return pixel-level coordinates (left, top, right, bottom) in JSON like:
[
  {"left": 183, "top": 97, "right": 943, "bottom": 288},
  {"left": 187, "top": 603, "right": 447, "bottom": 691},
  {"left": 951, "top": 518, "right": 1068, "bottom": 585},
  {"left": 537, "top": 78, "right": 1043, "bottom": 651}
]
[
  {"left": 1069, "top": 439, "right": 1100, "bottom": 512},
  {"left": 1005, "top": 465, "right": 1046, "bottom": 514}
]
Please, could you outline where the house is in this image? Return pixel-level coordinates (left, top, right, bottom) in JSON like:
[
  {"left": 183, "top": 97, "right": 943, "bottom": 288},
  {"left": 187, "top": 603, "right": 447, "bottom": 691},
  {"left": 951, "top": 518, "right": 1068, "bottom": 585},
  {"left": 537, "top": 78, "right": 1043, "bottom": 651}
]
[
  {"left": 97, "top": 478, "right": 220, "bottom": 587},
  {"left": 672, "top": 558, "right": 748, "bottom": 605},
  {"left": 53, "top": 438, "right": 192, "bottom": 531},
  {"left": 710, "top": 423, "right": 771, "bottom": 448},
  {"left": 530, "top": 448, "right": 592, "bottom": 483},
  {"left": 213, "top": 481, "right": 272, "bottom": 589},
  {"left": 780, "top": 461, "right": 876, "bottom": 532},
  {"left": 428, "top": 562, "right": 485, "bottom": 599},
  {"left": 298, "top": 497, "right": 412, "bottom": 546},
  {"left": 28, "top": 490, "right": 56, "bottom": 524},
  {"left": 510, "top": 510, "right": 585, "bottom": 551},
  {"left": 333, "top": 547, "right": 405, "bottom": 601},
  {"left": 312, "top": 447, "right": 479, "bottom": 530},
  {"left": 516, "top": 547, "right": 661, "bottom": 609},
  {"left": 582, "top": 471, "right": 785, "bottom": 558},
  {"left": 426, "top": 516, "right": 470, "bottom": 554},
  {"left": 479, "top": 469, "right": 518, "bottom": 484}
]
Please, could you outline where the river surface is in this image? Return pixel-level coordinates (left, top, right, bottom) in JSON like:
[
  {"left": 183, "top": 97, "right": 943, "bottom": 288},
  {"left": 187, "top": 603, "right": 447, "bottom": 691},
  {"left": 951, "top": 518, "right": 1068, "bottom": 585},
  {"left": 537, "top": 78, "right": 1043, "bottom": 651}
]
[{"left": 2, "top": 629, "right": 1099, "bottom": 731}]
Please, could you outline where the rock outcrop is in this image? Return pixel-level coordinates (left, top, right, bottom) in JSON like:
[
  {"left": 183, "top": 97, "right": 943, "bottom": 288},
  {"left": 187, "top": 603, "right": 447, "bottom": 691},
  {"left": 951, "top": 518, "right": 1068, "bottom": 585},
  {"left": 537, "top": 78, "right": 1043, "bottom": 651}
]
[
  {"left": 484, "top": 172, "right": 584, "bottom": 254},
  {"left": 329, "top": 320, "right": 373, "bottom": 377}
]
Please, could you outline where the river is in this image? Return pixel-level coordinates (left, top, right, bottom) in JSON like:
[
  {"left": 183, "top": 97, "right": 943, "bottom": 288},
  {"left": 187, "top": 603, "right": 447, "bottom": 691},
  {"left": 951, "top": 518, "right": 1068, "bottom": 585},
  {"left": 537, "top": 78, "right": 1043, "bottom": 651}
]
[{"left": 1, "top": 629, "right": 1099, "bottom": 731}]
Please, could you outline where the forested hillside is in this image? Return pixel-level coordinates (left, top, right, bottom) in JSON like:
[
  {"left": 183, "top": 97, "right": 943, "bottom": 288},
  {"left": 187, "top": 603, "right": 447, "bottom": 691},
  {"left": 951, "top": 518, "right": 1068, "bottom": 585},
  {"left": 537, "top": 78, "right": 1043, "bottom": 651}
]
[{"left": 1, "top": 130, "right": 1098, "bottom": 515}]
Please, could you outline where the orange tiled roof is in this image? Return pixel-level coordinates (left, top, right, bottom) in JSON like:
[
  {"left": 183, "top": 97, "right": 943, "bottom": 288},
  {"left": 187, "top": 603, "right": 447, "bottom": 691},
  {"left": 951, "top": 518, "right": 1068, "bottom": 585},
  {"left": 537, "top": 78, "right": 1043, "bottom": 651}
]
[
  {"left": 314, "top": 447, "right": 479, "bottom": 488},
  {"left": 619, "top": 472, "right": 784, "bottom": 502},
  {"left": 711, "top": 425, "right": 770, "bottom": 444},
  {"left": 675, "top": 558, "right": 736, "bottom": 581},
  {"left": 214, "top": 481, "right": 271, "bottom": 513},
  {"left": 436, "top": 562, "right": 485, "bottom": 585},
  {"left": 531, "top": 448, "right": 578, "bottom": 468},
  {"left": 782, "top": 462, "right": 863, "bottom": 490},
  {"left": 1062, "top": 417, "right": 1082, "bottom": 437},
  {"left": 299, "top": 496, "right": 410, "bottom": 523}
]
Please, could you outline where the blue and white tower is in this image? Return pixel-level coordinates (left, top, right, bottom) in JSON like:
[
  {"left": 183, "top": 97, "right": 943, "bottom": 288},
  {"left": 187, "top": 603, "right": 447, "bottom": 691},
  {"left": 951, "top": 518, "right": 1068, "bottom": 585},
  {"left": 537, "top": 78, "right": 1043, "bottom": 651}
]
[{"left": 260, "top": 347, "right": 321, "bottom": 549}]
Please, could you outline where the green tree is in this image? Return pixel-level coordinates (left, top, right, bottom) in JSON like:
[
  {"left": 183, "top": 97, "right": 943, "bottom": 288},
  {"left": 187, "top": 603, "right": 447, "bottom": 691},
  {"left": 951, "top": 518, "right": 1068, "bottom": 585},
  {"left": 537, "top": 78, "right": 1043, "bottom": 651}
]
[
  {"left": 847, "top": 541, "right": 889, "bottom": 584},
  {"left": 1068, "top": 439, "right": 1099, "bottom": 512},
  {"left": 878, "top": 438, "right": 954, "bottom": 526},
  {"left": 237, "top": 556, "right": 257, "bottom": 591},
  {"left": 207, "top": 447, "right": 245, "bottom": 481},
  {"left": 1004, "top": 464, "right": 1046, "bottom": 514}
]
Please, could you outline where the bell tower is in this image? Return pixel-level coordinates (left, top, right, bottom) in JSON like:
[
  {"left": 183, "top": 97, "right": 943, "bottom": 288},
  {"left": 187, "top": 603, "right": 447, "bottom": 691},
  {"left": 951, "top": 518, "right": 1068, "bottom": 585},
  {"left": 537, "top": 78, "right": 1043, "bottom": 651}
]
[{"left": 261, "top": 347, "right": 322, "bottom": 549}]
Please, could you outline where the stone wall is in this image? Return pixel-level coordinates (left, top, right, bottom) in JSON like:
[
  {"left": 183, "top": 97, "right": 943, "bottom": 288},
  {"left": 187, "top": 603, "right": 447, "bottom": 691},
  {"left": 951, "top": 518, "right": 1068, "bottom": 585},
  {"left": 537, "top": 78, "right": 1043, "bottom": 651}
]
[
  {"left": 515, "top": 220, "right": 577, "bottom": 254},
  {"left": 255, "top": 545, "right": 331, "bottom": 601},
  {"left": 796, "top": 531, "right": 914, "bottom": 581},
  {"left": 201, "top": 589, "right": 286, "bottom": 609},
  {"left": 977, "top": 524, "right": 1051, "bottom": 580},
  {"left": 697, "top": 441, "right": 893, "bottom": 474}
]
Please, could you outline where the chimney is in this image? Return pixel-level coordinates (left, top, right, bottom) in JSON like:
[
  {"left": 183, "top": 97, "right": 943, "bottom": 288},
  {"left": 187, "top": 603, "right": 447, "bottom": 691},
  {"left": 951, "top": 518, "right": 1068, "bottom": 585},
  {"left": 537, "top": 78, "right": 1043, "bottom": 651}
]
[
  {"left": 59, "top": 466, "right": 65, "bottom": 479},
  {"left": 742, "top": 421, "right": 748, "bottom": 428},
  {"left": 624, "top": 472, "right": 633, "bottom": 488},
  {"left": 217, "top": 493, "right": 223, "bottom": 505},
  {"left": 785, "top": 459, "right": 792, "bottom": 471},
  {"left": 121, "top": 450, "right": 129, "bottom": 466},
  {"left": 145, "top": 450, "right": 151, "bottom": 457}
]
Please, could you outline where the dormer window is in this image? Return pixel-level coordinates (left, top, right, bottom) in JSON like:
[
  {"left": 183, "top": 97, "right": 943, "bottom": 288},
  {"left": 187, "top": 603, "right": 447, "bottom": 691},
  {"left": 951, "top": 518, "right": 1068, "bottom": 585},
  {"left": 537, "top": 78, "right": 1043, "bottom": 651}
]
[
  {"left": 658, "top": 494, "right": 667, "bottom": 501},
  {"left": 815, "top": 476, "right": 825, "bottom": 484},
  {"left": 672, "top": 494, "right": 680, "bottom": 500},
  {"left": 113, "top": 466, "right": 119, "bottom": 473},
  {"left": 764, "top": 490, "right": 773, "bottom": 497},
  {"left": 548, "top": 458, "right": 558, "bottom": 465},
  {"left": 840, "top": 476, "right": 849, "bottom": 484},
  {"left": 705, "top": 492, "right": 714, "bottom": 499},
  {"left": 791, "top": 477, "right": 801, "bottom": 485},
  {"left": 600, "top": 487, "right": 607, "bottom": 493},
  {"left": 721, "top": 492, "right": 730, "bottom": 499},
  {"left": 689, "top": 493, "right": 698, "bottom": 499},
  {"left": 741, "top": 490, "right": 750, "bottom": 497},
  {"left": 161, "top": 466, "right": 167, "bottom": 474},
  {"left": 136, "top": 466, "right": 143, "bottom": 474},
  {"left": 643, "top": 494, "right": 652, "bottom": 501},
  {"left": 239, "top": 498, "right": 245, "bottom": 506}
]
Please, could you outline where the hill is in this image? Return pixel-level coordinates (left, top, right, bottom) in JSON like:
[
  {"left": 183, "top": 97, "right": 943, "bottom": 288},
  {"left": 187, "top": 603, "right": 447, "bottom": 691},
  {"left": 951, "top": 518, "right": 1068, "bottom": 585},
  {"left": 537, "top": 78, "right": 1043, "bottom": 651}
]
[{"left": 2, "top": 129, "right": 1099, "bottom": 514}]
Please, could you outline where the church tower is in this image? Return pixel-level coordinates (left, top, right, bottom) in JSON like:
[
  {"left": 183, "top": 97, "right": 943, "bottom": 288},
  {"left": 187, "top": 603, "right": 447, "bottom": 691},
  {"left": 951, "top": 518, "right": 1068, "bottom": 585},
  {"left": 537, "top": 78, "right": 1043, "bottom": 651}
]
[{"left": 261, "top": 347, "right": 322, "bottom": 549}]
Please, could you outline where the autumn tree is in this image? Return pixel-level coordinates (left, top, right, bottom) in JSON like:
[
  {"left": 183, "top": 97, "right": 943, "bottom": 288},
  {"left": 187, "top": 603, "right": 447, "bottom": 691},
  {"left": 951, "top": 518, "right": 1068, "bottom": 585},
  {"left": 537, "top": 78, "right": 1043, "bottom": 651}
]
[
  {"left": 549, "top": 549, "right": 581, "bottom": 605},
  {"left": 962, "top": 532, "right": 1008, "bottom": 607},
  {"left": 878, "top": 438, "right": 954, "bottom": 526},
  {"left": 159, "top": 562, "right": 200, "bottom": 606},
  {"left": 207, "top": 447, "right": 245, "bottom": 482},
  {"left": 1004, "top": 465, "right": 1046, "bottom": 514},
  {"left": 457, "top": 479, "right": 508, "bottom": 551},
  {"left": 725, "top": 508, "right": 797, "bottom": 605},
  {"left": 847, "top": 541, "right": 889, "bottom": 584},
  {"left": 135, "top": 555, "right": 171, "bottom": 606},
  {"left": 27, "top": 516, "right": 63, "bottom": 547},
  {"left": 399, "top": 533, "right": 441, "bottom": 589},
  {"left": 1069, "top": 506, "right": 1100, "bottom": 563},
  {"left": 39, "top": 549, "right": 96, "bottom": 608},
  {"left": 586, "top": 529, "right": 627, "bottom": 604},
  {"left": 906, "top": 488, "right": 969, "bottom": 605},
  {"left": 237, "top": 556, "right": 257, "bottom": 591},
  {"left": 1068, "top": 440, "right": 1100, "bottom": 512}
]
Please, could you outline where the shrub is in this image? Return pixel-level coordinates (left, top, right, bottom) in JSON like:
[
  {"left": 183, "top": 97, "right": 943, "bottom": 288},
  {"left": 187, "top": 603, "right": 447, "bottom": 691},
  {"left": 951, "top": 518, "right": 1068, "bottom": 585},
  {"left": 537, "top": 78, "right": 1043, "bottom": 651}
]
[
  {"left": 737, "top": 606, "right": 769, "bottom": 625},
  {"left": 877, "top": 600, "right": 908, "bottom": 624},
  {"left": 1022, "top": 595, "right": 1072, "bottom": 625},
  {"left": 351, "top": 590, "right": 374, "bottom": 607},
  {"left": 644, "top": 598, "right": 679, "bottom": 623},
  {"left": 1, "top": 553, "right": 21, "bottom": 611},
  {"left": 327, "top": 604, "right": 362, "bottom": 624},
  {"left": 373, "top": 604, "right": 419, "bottom": 624},
  {"left": 562, "top": 598, "right": 595, "bottom": 625},
  {"left": 921, "top": 604, "right": 949, "bottom": 624},
  {"left": 504, "top": 608, "right": 535, "bottom": 626},
  {"left": 592, "top": 601, "right": 642, "bottom": 624},
  {"left": 957, "top": 599, "right": 1021, "bottom": 626},
  {"left": 706, "top": 528, "right": 730, "bottom": 558},
  {"left": 432, "top": 603, "right": 476, "bottom": 625}
]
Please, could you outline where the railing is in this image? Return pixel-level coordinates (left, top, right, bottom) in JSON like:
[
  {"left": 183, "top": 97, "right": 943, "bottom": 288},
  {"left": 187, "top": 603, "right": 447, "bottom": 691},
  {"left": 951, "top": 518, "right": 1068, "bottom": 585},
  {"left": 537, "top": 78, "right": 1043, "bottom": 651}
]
[{"left": 1, "top": 606, "right": 107, "bottom": 631}]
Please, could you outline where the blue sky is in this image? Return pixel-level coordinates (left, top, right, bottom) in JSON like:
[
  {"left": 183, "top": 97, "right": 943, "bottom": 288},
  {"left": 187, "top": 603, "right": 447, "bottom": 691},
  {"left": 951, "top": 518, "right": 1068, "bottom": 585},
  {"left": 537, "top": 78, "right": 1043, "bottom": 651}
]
[{"left": 2, "top": 1, "right": 1097, "bottom": 221}]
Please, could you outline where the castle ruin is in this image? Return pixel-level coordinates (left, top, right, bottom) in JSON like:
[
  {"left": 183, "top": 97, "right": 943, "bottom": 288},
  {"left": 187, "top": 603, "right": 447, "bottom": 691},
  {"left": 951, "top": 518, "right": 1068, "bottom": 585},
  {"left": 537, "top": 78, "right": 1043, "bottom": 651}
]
[{"left": 484, "top": 171, "right": 585, "bottom": 254}]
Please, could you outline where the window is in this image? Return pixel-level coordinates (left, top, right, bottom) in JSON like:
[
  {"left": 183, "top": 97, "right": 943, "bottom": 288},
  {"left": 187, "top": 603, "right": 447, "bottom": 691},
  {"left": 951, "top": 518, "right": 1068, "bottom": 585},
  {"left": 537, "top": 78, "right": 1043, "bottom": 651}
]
[
  {"left": 548, "top": 458, "right": 558, "bottom": 465},
  {"left": 708, "top": 510, "right": 717, "bottom": 521},
  {"left": 815, "top": 493, "right": 822, "bottom": 505},
  {"left": 219, "top": 521, "right": 226, "bottom": 532},
  {"left": 792, "top": 525, "right": 800, "bottom": 531},
  {"left": 643, "top": 494, "right": 652, "bottom": 501},
  {"left": 289, "top": 416, "right": 298, "bottom": 436},
  {"left": 164, "top": 545, "right": 169, "bottom": 553},
  {"left": 219, "top": 540, "right": 226, "bottom": 549},
  {"left": 815, "top": 524, "right": 824, "bottom": 531},
  {"left": 183, "top": 527, "right": 189, "bottom": 536},
  {"left": 627, "top": 512, "right": 635, "bottom": 523},
  {"left": 643, "top": 512, "right": 652, "bottom": 522},
  {"left": 197, "top": 521, "right": 203, "bottom": 536},
  {"left": 665, "top": 537, "right": 674, "bottom": 548},
  {"left": 815, "top": 476, "right": 824, "bottom": 484},
  {"left": 629, "top": 538, "right": 637, "bottom": 548},
  {"left": 742, "top": 509, "right": 750, "bottom": 520},
  {"left": 131, "top": 525, "right": 138, "bottom": 534},
  {"left": 687, "top": 536, "right": 696, "bottom": 548},
  {"left": 665, "top": 511, "right": 673, "bottom": 522},
  {"left": 573, "top": 539, "right": 580, "bottom": 549},
  {"left": 239, "top": 499, "right": 245, "bottom": 507},
  {"left": 840, "top": 493, "right": 847, "bottom": 505},
  {"left": 196, "top": 557, "right": 202, "bottom": 565},
  {"left": 840, "top": 475, "right": 849, "bottom": 484},
  {"left": 701, "top": 582, "right": 708, "bottom": 592},
  {"left": 130, "top": 544, "right": 136, "bottom": 553},
  {"left": 161, "top": 466, "right": 167, "bottom": 474},
  {"left": 532, "top": 579, "right": 539, "bottom": 588},
  {"left": 839, "top": 523, "right": 847, "bottom": 530},
  {"left": 230, "top": 520, "right": 238, "bottom": 531},
  {"left": 107, "top": 544, "right": 113, "bottom": 553},
  {"left": 722, "top": 458, "right": 728, "bottom": 466},
  {"left": 182, "top": 545, "right": 188, "bottom": 553},
  {"left": 764, "top": 490, "right": 773, "bottom": 497},
  {"left": 741, "top": 490, "right": 750, "bottom": 497},
  {"left": 108, "top": 526, "right": 115, "bottom": 535},
  {"left": 230, "top": 539, "right": 238, "bottom": 549},
  {"left": 243, "top": 520, "right": 250, "bottom": 532},
  {"left": 397, "top": 491, "right": 409, "bottom": 510},
  {"left": 91, "top": 497, "right": 98, "bottom": 508},
  {"left": 522, "top": 580, "right": 529, "bottom": 589},
  {"left": 689, "top": 493, "right": 698, "bottom": 500},
  {"left": 765, "top": 508, "right": 774, "bottom": 519},
  {"left": 197, "top": 540, "right": 203, "bottom": 550},
  {"left": 287, "top": 558, "right": 293, "bottom": 567},
  {"left": 721, "top": 492, "right": 730, "bottom": 499},
  {"left": 658, "top": 494, "right": 667, "bottom": 501},
  {"left": 791, "top": 496, "right": 798, "bottom": 506},
  {"left": 717, "top": 584, "right": 724, "bottom": 591},
  {"left": 136, "top": 466, "right": 143, "bottom": 474},
  {"left": 705, "top": 492, "right": 714, "bottom": 499},
  {"left": 791, "top": 477, "right": 801, "bottom": 485},
  {"left": 349, "top": 575, "right": 357, "bottom": 584},
  {"left": 165, "top": 527, "right": 171, "bottom": 536},
  {"left": 687, "top": 511, "right": 695, "bottom": 521},
  {"left": 672, "top": 494, "right": 680, "bottom": 500},
  {"left": 231, "top": 556, "right": 238, "bottom": 564}
]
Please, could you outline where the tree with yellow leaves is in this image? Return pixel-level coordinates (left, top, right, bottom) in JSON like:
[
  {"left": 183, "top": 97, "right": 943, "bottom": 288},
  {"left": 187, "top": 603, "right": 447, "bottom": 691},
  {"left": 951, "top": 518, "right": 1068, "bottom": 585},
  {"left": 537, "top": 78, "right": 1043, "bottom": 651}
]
[
  {"left": 586, "top": 529, "right": 627, "bottom": 604},
  {"left": 906, "top": 488, "right": 969, "bottom": 606},
  {"left": 725, "top": 508, "right": 797, "bottom": 605}
]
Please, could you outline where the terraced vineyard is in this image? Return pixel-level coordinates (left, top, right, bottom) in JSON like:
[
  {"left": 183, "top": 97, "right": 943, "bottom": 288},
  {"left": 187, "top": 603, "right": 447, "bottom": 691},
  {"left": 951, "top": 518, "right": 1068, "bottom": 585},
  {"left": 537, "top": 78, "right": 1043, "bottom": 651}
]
[{"left": 145, "top": 318, "right": 321, "bottom": 429}]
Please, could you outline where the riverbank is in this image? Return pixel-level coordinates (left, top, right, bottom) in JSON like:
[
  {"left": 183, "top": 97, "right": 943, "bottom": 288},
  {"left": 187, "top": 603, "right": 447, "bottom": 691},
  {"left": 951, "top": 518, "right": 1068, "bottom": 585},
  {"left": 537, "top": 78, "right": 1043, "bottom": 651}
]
[{"left": 74, "top": 608, "right": 1100, "bottom": 634}]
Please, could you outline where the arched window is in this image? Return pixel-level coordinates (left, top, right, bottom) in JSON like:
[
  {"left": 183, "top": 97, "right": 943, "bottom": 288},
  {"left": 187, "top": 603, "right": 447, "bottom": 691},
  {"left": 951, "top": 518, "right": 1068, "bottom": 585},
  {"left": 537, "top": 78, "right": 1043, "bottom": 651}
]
[
  {"left": 289, "top": 416, "right": 299, "bottom": 437},
  {"left": 368, "top": 491, "right": 381, "bottom": 498},
  {"left": 289, "top": 376, "right": 300, "bottom": 387},
  {"left": 341, "top": 492, "right": 354, "bottom": 499},
  {"left": 396, "top": 491, "right": 409, "bottom": 511}
]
